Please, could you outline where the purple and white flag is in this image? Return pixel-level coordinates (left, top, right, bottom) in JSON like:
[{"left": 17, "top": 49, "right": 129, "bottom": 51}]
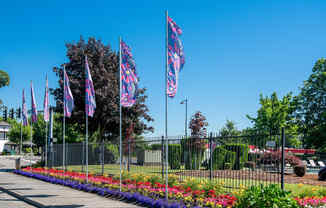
[
  {"left": 22, "top": 89, "right": 28, "bottom": 126},
  {"left": 167, "top": 16, "right": 185, "bottom": 98},
  {"left": 64, "top": 68, "right": 74, "bottom": 117},
  {"left": 31, "top": 81, "right": 38, "bottom": 123},
  {"left": 120, "top": 40, "right": 138, "bottom": 107},
  {"left": 43, "top": 75, "right": 49, "bottom": 122},
  {"left": 85, "top": 56, "right": 96, "bottom": 117}
]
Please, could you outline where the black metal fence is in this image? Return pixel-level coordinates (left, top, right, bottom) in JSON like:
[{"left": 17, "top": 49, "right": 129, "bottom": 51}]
[{"left": 47, "top": 131, "right": 286, "bottom": 191}]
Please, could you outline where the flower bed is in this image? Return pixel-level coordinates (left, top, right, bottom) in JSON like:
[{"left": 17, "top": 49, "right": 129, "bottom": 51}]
[
  {"left": 15, "top": 167, "right": 236, "bottom": 208},
  {"left": 14, "top": 167, "right": 326, "bottom": 208}
]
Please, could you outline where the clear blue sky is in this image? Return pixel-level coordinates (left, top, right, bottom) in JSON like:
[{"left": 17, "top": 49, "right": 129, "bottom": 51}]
[{"left": 1, "top": 0, "right": 326, "bottom": 137}]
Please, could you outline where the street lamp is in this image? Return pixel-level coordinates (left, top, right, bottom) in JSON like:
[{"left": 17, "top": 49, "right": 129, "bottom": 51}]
[{"left": 180, "top": 98, "right": 188, "bottom": 139}]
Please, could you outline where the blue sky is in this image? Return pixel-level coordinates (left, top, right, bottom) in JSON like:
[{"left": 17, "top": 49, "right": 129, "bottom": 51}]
[{"left": 1, "top": 0, "right": 326, "bottom": 137}]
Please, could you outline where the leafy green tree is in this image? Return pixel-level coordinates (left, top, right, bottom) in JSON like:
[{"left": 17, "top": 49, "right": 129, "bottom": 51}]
[
  {"left": 295, "top": 58, "right": 326, "bottom": 149},
  {"left": 7, "top": 119, "right": 31, "bottom": 144},
  {"left": 32, "top": 113, "right": 84, "bottom": 149},
  {"left": 51, "top": 37, "right": 154, "bottom": 142},
  {"left": 0, "top": 70, "right": 10, "bottom": 104},
  {"left": 0, "top": 70, "right": 9, "bottom": 88},
  {"left": 247, "top": 92, "right": 300, "bottom": 147},
  {"left": 219, "top": 120, "right": 241, "bottom": 137}
]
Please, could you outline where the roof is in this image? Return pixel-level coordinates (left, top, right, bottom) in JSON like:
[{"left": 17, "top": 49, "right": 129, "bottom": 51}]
[{"left": 0, "top": 121, "right": 10, "bottom": 126}]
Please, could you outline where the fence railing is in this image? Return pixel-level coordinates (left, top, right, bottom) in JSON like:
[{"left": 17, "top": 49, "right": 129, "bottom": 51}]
[{"left": 46, "top": 131, "right": 286, "bottom": 191}]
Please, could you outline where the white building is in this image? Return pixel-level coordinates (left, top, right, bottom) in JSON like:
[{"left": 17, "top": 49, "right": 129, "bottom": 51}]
[{"left": 0, "top": 121, "right": 10, "bottom": 152}]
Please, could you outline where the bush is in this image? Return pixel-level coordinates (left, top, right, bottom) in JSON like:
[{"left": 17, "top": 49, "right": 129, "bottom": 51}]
[
  {"left": 224, "top": 143, "right": 249, "bottom": 170},
  {"left": 210, "top": 146, "right": 236, "bottom": 170},
  {"left": 260, "top": 151, "right": 302, "bottom": 166},
  {"left": 151, "top": 144, "right": 162, "bottom": 151},
  {"left": 235, "top": 184, "right": 299, "bottom": 208},
  {"left": 105, "top": 143, "right": 119, "bottom": 163},
  {"left": 294, "top": 165, "right": 306, "bottom": 177},
  {"left": 168, "top": 144, "right": 181, "bottom": 169}
]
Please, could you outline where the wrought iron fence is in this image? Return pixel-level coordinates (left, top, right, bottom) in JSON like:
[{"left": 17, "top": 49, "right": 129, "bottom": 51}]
[{"left": 46, "top": 131, "right": 286, "bottom": 191}]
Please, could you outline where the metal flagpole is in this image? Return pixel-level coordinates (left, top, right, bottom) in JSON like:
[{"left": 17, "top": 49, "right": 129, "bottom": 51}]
[
  {"left": 86, "top": 69, "right": 89, "bottom": 184},
  {"left": 165, "top": 10, "right": 169, "bottom": 201},
  {"left": 45, "top": 122, "right": 48, "bottom": 167},
  {"left": 63, "top": 66, "right": 66, "bottom": 170},
  {"left": 30, "top": 122, "right": 33, "bottom": 168},
  {"left": 119, "top": 36, "right": 122, "bottom": 192},
  {"left": 20, "top": 118, "right": 22, "bottom": 155}
]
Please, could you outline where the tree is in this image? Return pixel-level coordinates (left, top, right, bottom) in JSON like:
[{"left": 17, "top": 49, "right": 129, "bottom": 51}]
[
  {"left": 247, "top": 92, "right": 300, "bottom": 147},
  {"left": 295, "top": 58, "right": 326, "bottom": 149},
  {"left": 185, "top": 111, "right": 208, "bottom": 169},
  {"left": 32, "top": 113, "right": 84, "bottom": 149},
  {"left": 0, "top": 70, "right": 9, "bottom": 88},
  {"left": 51, "top": 37, "right": 154, "bottom": 142},
  {"left": 7, "top": 119, "right": 31, "bottom": 144},
  {"left": 219, "top": 120, "right": 241, "bottom": 137},
  {"left": 0, "top": 70, "right": 10, "bottom": 104},
  {"left": 189, "top": 111, "right": 208, "bottom": 138}
]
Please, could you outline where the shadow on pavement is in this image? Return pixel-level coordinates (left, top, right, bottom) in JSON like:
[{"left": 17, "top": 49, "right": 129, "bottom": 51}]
[
  {"left": 24, "top": 194, "right": 57, "bottom": 198},
  {"left": 44, "top": 205, "right": 84, "bottom": 208}
]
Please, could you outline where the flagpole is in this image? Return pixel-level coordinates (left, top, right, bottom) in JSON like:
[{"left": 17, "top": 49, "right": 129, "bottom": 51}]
[
  {"left": 119, "top": 36, "right": 122, "bottom": 192},
  {"left": 165, "top": 10, "right": 169, "bottom": 201},
  {"left": 63, "top": 66, "right": 66, "bottom": 170},
  {"left": 30, "top": 122, "right": 33, "bottom": 168},
  {"left": 20, "top": 117, "right": 22, "bottom": 155},
  {"left": 85, "top": 57, "right": 89, "bottom": 184},
  {"left": 45, "top": 121, "right": 48, "bottom": 167}
]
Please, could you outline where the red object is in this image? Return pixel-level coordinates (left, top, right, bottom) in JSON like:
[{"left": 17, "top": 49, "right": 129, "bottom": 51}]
[{"left": 285, "top": 148, "right": 315, "bottom": 155}]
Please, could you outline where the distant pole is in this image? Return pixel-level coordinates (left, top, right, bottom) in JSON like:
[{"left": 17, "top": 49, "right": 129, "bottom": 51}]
[
  {"left": 119, "top": 36, "right": 123, "bottom": 192},
  {"left": 180, "top": 98, "right": 188, "bottom": 138},
  {"left": 281, "top": 127, "right": 285, "bottom": 190},
  {"left": 30, "top": 122, "right": 33, "bottom": 167},
  {"left": 49, "top": 107, "right": 54, "bottom": 168},
  {"left": 86, "top": 113, "right": 88, "bottom": 183}
]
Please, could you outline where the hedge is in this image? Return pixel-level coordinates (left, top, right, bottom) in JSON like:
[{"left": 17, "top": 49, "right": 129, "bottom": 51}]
[
  {"left": 168, "top": 144, "right": 182, "bottom": 169},
  {"left": 210, "top": 146, "right": 236, "bottom": 170},
  {"left": 224, "top": 143, "right": 249, "bottom": 170}
]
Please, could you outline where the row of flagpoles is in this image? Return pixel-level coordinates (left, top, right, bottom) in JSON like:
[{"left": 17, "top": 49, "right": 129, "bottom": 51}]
[{"left": 20, "top": 12, "right": 184, "bottom": 199}]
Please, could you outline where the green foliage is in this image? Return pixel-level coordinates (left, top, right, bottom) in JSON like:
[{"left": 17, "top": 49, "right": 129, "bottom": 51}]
[
  {"left": 210, "top": 146, "right": 236, "bottom": 170},
  {"left": 105, "top": 143, "right": 119, "bottom": 163},
  {"left": 219, "top": 120, "right": 241, "bottom": 137},
  {"left": 235, "top": 184, "right": 299, "bottom": 208},
  {"left": 150, "top": 144, "right": 162, "bottom": 151},
  {"left": 295, "top": 58, "right": 326, "bottom": 148},
  {"left": 224, "top": 143, "right": 249, "bottom": 170},
  {"left": 168, "top": 144, "right": 181, "bottom": 169},
  {"left": 247, "top": 92, "right": 300, "bottom": 147},
  {"left": 7, "top": 119, "right": 31, "bottom": 144},
  {"left": 0, "top": 70, "right": 9, "bottom": 88}
]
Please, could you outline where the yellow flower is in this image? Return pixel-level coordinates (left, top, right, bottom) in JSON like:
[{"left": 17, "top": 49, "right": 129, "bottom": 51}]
[{"left": 297, "top": 183, "right": 303, "bottom": 188}]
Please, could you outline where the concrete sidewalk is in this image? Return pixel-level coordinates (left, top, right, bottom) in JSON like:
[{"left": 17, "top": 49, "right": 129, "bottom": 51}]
[{"left": 0, "top": 158, "right": 140, "bottom": 208}]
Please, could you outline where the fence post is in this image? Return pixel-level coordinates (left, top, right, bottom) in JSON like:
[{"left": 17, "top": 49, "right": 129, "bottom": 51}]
[
  {"left": 161, "top": 136, "right": 164, "bottom": 179},
  {"left": 81, "top": 141, "right": 84, "bottom": 172},
  {"left": 281, "top": 127, "right": 285, "bottom": 190},
  {"left": 209, "top": 133, "right": 213, "bottom": 181},
  {"left": 101, "top": 141, "right": 104, "bottom": 175},
  {"left": 128, "top": 141, "right": 130, "bottom": 172}
]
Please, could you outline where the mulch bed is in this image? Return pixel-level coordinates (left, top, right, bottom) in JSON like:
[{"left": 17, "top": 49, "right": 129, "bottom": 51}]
[{"left": 175, "top": 170, "right": 326, "bottom": 186}]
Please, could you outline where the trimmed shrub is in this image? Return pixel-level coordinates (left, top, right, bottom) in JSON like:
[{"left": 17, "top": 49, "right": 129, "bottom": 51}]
[
  {"left": 294, "top": 165, "right": 306, "bottom": 177},
  {"left": 224, "top": 143, "right": 249, "bottom": 170},
  {"left": 151, "top": 144, "right": 162, "bottom": 151},
  {"left": 210, "top": 146, "right": 236, "bottom": 170},
  {"left": 168, "top": 144, "right": 181, "bottom": 169}
]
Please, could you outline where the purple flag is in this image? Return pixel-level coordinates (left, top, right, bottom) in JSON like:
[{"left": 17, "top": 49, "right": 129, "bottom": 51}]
[
  {"left": 167, "top": 16, "right": 185, "bottom": 98},
  {"left": 43, "top": 75, "right": 49, "bottom": 122},
  {"left": 85, "top": 56, "right": 96, "bottom": 117},
  {"left": 22, "top": 89, "right": 28, "bottom": 126},
  {"left": 31, "top": 81, "right": 38, "bottom": 123},
  {"left": 120, "top": 40, "right": 138, "bottom": 107},
  {"left": 64, "top": 68, "right": 74, "bottom": 117}
]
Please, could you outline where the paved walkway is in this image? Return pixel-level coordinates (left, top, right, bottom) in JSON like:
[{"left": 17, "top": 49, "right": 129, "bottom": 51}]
[{"left": 0, "top": 157, "right": 139, "bottom": 208}]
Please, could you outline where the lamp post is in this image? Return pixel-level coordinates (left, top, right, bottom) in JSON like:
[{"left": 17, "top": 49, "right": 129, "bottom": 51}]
[{"left": 180, "top": 98, "right": 188, "bottom": 139}]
